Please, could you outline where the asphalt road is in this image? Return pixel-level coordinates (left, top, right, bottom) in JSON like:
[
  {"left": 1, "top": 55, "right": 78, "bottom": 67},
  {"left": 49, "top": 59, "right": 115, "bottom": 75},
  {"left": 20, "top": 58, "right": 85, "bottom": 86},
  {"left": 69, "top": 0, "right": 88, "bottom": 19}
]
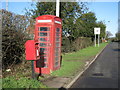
[{"left": 70, "top": 42, "right": 119, "bottom": 88}]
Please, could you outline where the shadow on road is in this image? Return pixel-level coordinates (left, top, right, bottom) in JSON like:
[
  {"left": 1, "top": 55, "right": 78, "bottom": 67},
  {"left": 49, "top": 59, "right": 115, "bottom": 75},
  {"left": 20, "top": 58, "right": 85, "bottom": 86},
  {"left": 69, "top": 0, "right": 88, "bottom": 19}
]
[{"left": 112, "top": 49, "right": 120, "bottom": 52}]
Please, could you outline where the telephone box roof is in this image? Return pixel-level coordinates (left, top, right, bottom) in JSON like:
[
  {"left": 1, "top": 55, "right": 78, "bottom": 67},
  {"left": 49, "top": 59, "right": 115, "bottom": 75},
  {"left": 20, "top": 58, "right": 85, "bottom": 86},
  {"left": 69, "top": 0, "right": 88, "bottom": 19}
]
[{"left": 36, "top": 15, "right": 61, "bottom": 21}]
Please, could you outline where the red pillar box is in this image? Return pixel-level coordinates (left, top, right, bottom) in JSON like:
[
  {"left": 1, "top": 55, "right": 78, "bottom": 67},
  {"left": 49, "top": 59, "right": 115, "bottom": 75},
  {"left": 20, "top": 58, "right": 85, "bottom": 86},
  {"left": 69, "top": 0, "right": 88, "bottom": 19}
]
[
  {"left": 34, "top": 15, "right": 62, "bottom": 74},
  {"left": 25, "top": 40, "right": 39, "bottom": 60}
]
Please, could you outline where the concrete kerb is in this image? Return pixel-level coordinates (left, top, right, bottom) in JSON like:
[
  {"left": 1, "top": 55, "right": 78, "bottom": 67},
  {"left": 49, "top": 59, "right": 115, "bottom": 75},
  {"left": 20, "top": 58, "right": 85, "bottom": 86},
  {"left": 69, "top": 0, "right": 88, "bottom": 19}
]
[{"left": 64, "top": 43, "right": 109, "bottom": 88}]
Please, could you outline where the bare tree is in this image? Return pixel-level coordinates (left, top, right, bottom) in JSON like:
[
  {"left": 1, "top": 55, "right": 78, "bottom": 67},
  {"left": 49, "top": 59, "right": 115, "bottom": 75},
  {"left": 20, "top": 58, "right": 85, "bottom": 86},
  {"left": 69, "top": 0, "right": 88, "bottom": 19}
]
[{"left": 106, "top": 31, "right": 113, "bottom": 38}]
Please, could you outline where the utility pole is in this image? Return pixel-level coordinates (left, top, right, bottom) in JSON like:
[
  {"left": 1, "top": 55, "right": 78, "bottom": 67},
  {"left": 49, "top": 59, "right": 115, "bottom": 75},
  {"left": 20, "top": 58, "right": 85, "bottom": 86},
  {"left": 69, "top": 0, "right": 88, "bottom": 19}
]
[
  {"left": 56, "top": 0, "right": 60, "bottom": 17},
  {"left": 6, "top": 0, "right": 8, "bottom": 11}
]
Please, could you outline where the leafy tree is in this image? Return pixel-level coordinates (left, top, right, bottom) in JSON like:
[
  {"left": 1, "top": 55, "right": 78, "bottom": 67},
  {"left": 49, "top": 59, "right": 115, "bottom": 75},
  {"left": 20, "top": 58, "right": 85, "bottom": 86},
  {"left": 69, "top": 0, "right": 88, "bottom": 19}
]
[
  {"left": 25, "top": 2, "right": 106, "bottom": 53},
  {"left": 115, "top": 31, "right": 120, "bottom": 41},
  {"left": 96, "top": 21, "right": 106, "bottom": 39},
  {"left": 25, "top": 2, "right": 88, "bottom": 39},
  {"left": 75, "top": 12, "right": 97, "bottom": 37}
]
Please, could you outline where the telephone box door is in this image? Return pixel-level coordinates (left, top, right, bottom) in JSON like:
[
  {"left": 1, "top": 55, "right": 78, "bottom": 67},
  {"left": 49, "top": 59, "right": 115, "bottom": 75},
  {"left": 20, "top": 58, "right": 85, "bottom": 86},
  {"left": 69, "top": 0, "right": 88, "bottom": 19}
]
[
  {"left": 34, "top": 26, "right": 52, "bottom": 74},
  {"left": 34, "top": 15, "right": 62, "bottom": 74},
  {"left": 38, "top": 26, "right": 51, "bottom": 68}
]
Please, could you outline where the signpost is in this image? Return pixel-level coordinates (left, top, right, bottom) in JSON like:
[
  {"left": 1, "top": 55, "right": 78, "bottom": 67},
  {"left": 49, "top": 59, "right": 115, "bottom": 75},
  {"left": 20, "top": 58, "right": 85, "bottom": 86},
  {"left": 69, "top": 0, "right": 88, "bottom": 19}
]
[{"left": 94, "top": 28, "right": 100, "bottom": 47}]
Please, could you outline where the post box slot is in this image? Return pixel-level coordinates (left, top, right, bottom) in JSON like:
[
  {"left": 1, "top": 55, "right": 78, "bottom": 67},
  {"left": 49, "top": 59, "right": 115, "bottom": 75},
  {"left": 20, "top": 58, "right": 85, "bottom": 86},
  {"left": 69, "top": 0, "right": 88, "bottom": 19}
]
[{"left": 40, "top": 52, "right": 47, "bottom": 55}]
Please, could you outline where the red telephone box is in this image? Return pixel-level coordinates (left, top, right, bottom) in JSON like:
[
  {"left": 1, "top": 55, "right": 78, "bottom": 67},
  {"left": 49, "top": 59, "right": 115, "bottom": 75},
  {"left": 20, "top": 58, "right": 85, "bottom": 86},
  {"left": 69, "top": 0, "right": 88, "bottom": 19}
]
[{"left": 33, "top": 15, "right": 62, "bottom": 74}]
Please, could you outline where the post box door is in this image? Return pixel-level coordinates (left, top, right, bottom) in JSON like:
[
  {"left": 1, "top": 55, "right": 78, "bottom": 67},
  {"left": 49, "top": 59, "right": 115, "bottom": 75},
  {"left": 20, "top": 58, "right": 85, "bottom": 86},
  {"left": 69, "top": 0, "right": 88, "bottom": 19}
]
[
  {"left": 38, "top": 26, "right": 51, "bottom": 68},
  {"left": 25, "top": 40, "right": 36, "bottom": 60}
]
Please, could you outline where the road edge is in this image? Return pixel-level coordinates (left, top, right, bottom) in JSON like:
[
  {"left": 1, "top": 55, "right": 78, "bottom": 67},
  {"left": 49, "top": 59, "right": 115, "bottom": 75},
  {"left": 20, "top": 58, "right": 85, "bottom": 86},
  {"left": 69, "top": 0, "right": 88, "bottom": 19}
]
[{"left": 65, "top": 43, "right": 109, "bottom": 88}]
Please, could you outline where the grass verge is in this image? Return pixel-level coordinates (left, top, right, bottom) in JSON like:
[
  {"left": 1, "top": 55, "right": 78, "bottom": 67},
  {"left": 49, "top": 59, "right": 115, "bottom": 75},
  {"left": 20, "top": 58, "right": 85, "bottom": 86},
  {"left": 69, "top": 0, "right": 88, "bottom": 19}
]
[
  {"left": 2, "top": 76, "right": 47, "bottom": 88},
  {"left": 51, "top": 42, "right": 108, "bottom": 77},
  {"left": 2, "top": 42, "right": 108, "bottom": 88}
]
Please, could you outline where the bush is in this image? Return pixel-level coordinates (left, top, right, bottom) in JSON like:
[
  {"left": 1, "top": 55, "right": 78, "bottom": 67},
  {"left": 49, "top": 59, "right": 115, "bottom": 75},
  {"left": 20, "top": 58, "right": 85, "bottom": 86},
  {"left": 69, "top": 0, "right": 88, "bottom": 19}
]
[
  {"left": 62, "top": 36, "right": 93, "bottom": 53},
  {"left": 71, "top": 37, "right": 93, "bottom": 52},
  {"left": 2, "top": 9, "right": 30, "bottom": 70},
  {"left": 62, "top": 37, "right": 71, "bottom": 53}
]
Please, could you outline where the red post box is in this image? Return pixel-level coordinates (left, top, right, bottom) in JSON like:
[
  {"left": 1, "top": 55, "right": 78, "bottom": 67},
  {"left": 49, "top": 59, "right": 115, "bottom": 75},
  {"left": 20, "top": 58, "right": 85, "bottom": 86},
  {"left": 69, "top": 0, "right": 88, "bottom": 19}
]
[
  {"left": 34, "top": 15, "right": 62, "bottom": 74},
  {"left": 25, "top": 40, "right": 39, "bottom": 60}
]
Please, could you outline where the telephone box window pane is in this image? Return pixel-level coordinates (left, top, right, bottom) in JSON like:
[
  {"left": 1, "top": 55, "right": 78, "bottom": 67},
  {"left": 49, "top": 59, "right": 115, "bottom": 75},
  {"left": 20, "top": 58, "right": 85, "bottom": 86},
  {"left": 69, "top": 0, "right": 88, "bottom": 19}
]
[
  {"left": 55, "top": 57, "right": 59, "bottom": 61},
  {"left": 55, "top": 52, "right": 59, "bottom": 56},
  {"left": 56, "top": 48, "right": 59, "bottom": 52},
  {"left": 40, "top": 55, "right": 47, "bottom": 58},
  {"left": 56, "top": 28, "right": 60, "bottom": 32},
  {"left": 56, "top": 33, "right": 60, "bottom": 37},
  {"left": 39, "top": 27, "right": 49, "bottom": 31},
  {"left": 40, "top": 43, "right": 47, "bottom": 47},
  {"left": 40, "top": 48, "right": 46, "bottom": 52},
  {"left": 40, "top": 53, "right": 44, "bottom": 55},
  {"left": 56, "top": 38, "right": 60, "bottom": 41},
  {"left": 40, "top": 58, "right": 43, "bottom": 60},
  {"left": 39, "top": 32, "right": 47, "bottom": 36},
  {"left": 55, "top": 62, "right": 59, "bottom": 66},
  {"left": 56, "top": 42, "right": 60, "bottom": 47},
  {"left": 40, "top": 56, "right": 47, "bottom": 62},
  {"left": 39, "top": 38, "right": 47, "bottom": 41},
  {"left": 44, "top": 58, "right": 47, "bottom": 62},
  {"left": 44, "top": 63, "right": 48, "bottom": 68}
]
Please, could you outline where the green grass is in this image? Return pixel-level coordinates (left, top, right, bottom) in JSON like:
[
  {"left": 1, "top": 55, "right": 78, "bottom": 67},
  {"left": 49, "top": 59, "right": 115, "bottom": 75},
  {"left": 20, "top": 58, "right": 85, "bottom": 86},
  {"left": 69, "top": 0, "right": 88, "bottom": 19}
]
[
  {"left": 2, "top": 76, "right": 47, "bottom": 88},
  {"left": 2, "top": 42, "right": 108, "bottom": 88},
  {"left": 52, "top": 42, "right": 108, "bottom": 77}
]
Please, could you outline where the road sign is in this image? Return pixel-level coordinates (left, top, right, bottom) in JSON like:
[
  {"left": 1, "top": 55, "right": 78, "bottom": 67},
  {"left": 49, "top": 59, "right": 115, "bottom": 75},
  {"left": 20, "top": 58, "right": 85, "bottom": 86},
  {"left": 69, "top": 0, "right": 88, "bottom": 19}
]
[
  {"left": 94, "top": 28, "right": 100, "bottom": 34},
  {"left": 94, "top": 28, "right": 100, "bottom": 47}
]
